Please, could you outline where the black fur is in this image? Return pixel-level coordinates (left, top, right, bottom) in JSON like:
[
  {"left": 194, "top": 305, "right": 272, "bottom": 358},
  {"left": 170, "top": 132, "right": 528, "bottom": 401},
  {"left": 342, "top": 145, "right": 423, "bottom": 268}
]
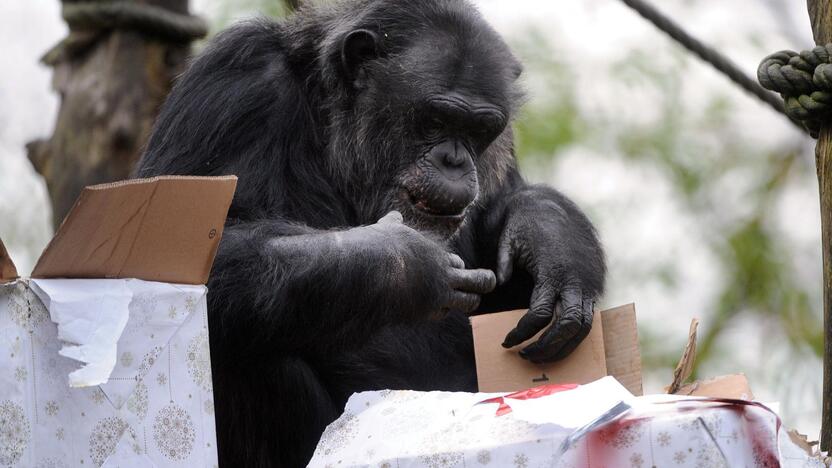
[{"left": 135, "top": 1, "right": 605, "bottom": 466}]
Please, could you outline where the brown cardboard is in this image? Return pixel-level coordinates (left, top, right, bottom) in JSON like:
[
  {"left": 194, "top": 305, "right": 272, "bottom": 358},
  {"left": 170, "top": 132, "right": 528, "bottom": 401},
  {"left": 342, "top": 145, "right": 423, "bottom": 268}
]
[
  {"left": 31, "top": 176, "right": 237, "bottom": 285},
  {"left": 472, "top": 309, "right": 606, "bottom": 393},
  {"left": 0, "top": 237, "right": 18, "bottom": 283},
  {"left": 599, "top": 303, "right": 643, "bottom": 395},
  {"left": 668, "top": 318, "right": 699, "bottom": 394},
  {"left": 472, "top": 304, "right": 643, "bottom": 395},
  {"left": 787, "top": 429, "right": 817, "bottom": 457},
  {"left": 673, "top": 374, "right": 754, "bottom": 400}
]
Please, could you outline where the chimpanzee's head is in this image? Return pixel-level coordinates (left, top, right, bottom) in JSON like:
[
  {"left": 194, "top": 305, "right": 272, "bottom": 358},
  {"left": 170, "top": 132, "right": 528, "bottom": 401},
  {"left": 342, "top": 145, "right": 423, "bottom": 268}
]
[{"left": 320, "top": 0, "right": 524, "bottom": 237}]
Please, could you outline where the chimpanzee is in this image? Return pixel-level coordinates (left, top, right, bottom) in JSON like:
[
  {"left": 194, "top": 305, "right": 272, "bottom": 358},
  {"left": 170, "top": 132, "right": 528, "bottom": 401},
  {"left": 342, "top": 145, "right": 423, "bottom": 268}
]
[{"left": 135, "top": 0, "right": 605, "bottom": 466}]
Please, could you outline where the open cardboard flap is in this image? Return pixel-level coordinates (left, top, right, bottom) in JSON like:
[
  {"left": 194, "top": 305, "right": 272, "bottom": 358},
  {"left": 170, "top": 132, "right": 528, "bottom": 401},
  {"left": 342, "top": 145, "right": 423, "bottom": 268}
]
[
  {"left": 472, "top": 303, "right": 642, "bottom": 395},
  {"left": 30, "top": 176, "right": 237, "bottom": 285},
  {"left": 0, "top": 237, "right": 18, "bottom": 283}
]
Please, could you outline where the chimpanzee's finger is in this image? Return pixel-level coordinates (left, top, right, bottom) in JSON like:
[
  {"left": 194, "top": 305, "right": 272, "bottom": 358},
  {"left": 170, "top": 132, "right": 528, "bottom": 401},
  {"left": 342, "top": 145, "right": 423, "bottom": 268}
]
[
  {"left": 501, "top": 279, "right": 556, "bottom": 348},
  {"left": 496, "top": 231, "right": 514, "bottom": 285},
  {"left": 449, "top": 268, "right": 496, "bottom": 294},
  {"left": 377, "top": 211, "right": 403, "bottom": 224},
  {"left": 448, "top": 253, "right": 466, "bottom": 269},
  {"left": 448, "top": 290, "right": 482, "bottom": 313},
  {"left": 520, "top": 288, "right": 593, "bottom": 363}
]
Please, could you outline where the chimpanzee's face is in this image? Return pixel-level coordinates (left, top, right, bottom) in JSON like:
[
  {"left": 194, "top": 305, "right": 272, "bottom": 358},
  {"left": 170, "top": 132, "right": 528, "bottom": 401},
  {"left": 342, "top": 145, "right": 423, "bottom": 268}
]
[
  {"left": 330, "top": 10, "right": 522, "bottom": 237},
  {"left": 392, "top": 88, "right": 509, "bottom": 234}
]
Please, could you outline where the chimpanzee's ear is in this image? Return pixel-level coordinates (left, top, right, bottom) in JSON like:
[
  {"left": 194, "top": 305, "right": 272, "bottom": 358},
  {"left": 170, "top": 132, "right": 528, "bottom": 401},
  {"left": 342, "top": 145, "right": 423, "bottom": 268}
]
[
  {"left": 341, "top": 29, "right": 380, "bottom": 87},
  {"left": 512, "top": 62, "right": 524, "bottom": 80}
]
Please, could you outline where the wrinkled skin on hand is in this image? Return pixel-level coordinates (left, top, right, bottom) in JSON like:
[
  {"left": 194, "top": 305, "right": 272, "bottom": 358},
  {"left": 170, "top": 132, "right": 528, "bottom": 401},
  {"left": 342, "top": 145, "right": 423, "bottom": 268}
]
[
  {"left": 493, "top": 187, "right": 605, "bottom": 363},
  {"left": 368, "top": 211, "right": 496, "bottom": 315}
]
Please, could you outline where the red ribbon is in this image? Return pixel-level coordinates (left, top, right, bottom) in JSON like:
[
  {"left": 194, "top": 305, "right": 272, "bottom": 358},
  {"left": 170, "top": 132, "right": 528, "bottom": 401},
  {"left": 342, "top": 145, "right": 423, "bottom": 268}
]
[{"left": 478, "top": 383, "right": 580, "bottom": 416}]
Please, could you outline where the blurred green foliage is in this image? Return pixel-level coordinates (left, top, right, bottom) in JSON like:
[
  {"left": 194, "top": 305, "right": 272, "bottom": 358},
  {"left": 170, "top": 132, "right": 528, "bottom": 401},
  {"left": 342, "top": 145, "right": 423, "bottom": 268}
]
[
  {"left": 512, "top": 31, "right": 585, "bottom": 167},
  {"left": 512, "top": 33, "right": 822, "bottom": 378}
]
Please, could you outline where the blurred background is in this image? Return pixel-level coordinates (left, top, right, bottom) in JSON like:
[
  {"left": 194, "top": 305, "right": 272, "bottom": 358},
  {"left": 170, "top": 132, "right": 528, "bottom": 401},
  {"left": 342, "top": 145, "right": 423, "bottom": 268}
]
[{"left": 0, "top": 0, "right": 823, "bottom": 439}]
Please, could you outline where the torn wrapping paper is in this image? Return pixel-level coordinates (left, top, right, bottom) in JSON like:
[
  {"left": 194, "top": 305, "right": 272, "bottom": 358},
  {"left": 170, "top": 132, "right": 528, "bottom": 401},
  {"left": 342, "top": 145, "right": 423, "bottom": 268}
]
[
  {"left": 307, "top": 377, "right": 821, "bottom": 468},
  {"left": 30, "top": 279, "right": 133, "bottom": 387},
  {"left": 0, "top": 278, "right": 218, "bottom": 467},
  {"left": 502, "top": 377, "right": 631, "bottom": 427}
]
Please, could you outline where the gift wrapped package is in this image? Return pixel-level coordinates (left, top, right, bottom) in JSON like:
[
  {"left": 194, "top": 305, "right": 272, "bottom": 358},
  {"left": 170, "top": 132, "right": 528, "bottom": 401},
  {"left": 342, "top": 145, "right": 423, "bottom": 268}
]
[
  {"left": 307, "top": 377, "right": 820, "bottom": 468},
  {"left": 0, "top": 176, "right": 236, "bottom": 467}
]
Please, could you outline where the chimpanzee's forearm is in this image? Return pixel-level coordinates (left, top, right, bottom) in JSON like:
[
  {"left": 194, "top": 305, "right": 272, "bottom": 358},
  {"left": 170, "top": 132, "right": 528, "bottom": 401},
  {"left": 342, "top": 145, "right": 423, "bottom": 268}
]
[{"left": 207, "top": 219, "right": 449, "bottom": 359}]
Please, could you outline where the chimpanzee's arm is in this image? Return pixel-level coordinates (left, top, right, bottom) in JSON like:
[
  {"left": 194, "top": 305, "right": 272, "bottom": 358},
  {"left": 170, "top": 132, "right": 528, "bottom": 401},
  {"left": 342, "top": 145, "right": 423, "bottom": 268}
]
[
  {"left": 453, "top": 167, "right": 606, "bottom": 363},
  {"left": 207, "top": 212, "right": 495, "bottom": 361}
]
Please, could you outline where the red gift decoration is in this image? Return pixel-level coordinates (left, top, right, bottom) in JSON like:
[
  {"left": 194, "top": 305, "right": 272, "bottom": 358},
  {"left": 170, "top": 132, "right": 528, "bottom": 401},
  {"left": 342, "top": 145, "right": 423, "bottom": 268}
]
[{"left": 478, "top": 383, "right": 580, "bottom": 416}]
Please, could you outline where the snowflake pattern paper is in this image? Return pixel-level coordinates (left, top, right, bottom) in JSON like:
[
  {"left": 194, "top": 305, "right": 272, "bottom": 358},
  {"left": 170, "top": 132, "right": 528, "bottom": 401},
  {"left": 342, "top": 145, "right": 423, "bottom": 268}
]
[
  {"left": 308, "top": 383, "right": 819, "bottom": 467},
  {"left": 0, "top": 279, "right": 218, "bottom": 467}
]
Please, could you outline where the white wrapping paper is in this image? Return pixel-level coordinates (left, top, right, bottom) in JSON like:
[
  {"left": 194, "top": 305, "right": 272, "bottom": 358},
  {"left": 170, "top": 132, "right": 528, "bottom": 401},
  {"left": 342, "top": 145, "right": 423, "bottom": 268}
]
[
  {"left": 0, "top": 279, "right": 218, "bottom": 467},
  {"left": 308, "top": 378, "right": 821, "bottom": 468},
  {"left": 30, "top": 279, "right": 133, "bottom": 388}
]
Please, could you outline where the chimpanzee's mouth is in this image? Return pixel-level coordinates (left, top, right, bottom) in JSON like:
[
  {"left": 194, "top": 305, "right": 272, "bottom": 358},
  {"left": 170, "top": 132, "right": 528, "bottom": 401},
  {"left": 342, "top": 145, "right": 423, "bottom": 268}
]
[{"left": 407, "top": 192, "right": 466, "bottom": 220}]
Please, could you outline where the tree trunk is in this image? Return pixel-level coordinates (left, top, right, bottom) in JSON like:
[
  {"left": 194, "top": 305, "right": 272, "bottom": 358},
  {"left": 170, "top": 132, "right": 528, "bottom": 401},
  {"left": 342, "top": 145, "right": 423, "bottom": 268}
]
[
  {"left": 806, "top": 0, "right": 832, "bottom": 451},
  {"left": 27, "top": 0, "right": 204, "bottom": 228}
]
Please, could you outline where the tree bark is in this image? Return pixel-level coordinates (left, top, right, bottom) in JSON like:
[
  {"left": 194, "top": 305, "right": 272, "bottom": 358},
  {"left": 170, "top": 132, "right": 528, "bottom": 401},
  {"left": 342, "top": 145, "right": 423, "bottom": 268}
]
[
  {"left": 27, "top": 0, "right": 201, "bottom": 228},
  {"left": 806, "top": 0, "right": 832, "bottom": 451}
]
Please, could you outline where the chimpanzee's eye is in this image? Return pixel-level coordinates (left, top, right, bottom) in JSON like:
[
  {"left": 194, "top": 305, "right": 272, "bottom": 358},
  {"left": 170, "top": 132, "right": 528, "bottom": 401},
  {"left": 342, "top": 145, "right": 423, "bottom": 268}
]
[
  {"left": 475, "top": 125, "right": 494, "bottom": 138},
  {"left": 425, "top": 116, "right": 444, "bottom": 137},
  {"left": 474, "top": 113, "right": 506, "bottom": 142}
]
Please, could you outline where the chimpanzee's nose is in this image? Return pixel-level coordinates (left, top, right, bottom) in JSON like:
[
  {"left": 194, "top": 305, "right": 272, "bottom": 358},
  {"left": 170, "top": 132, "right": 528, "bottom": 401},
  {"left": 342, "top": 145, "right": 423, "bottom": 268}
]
[
  {"left": 443, "top": 143, "right": 466, "bottom": 168},
  {"left": 429, "top": 140, "right": 473, "bottom": 179}
]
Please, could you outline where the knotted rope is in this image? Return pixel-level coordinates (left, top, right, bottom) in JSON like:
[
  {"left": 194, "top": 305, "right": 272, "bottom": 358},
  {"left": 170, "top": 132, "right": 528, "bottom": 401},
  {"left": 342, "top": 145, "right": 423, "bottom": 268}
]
[
  {"left": 616, "top": 0, "right": 806, "bottom": 134},
  {"left": 758, "top": 44, "right": 832, "bottom": 138}
]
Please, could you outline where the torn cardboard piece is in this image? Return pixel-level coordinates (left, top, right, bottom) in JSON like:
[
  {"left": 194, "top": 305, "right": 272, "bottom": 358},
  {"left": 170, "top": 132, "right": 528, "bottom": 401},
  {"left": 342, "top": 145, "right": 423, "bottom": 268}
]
[
  {"left": 665, "top": 319, "right": 754, "bottom": 401},
  {"left": 471, "top": 303, "right": 642, "bottom": 395},
  {"left": 673, "top": 374, "right": 755, "bottom": 400},
  {"left": 663, "top": 317, "right": 755, "bottom": 400},
  {"left": 31, "top": 175, "right": 237, "bottom": 285},
  {"left": 0, "top": 237, "right": 18, "bottom": 283},
  {"left": 787, "top": 429, "right": 818, "bottom": 457},
  {"left": 668, "top": 318, "right": 699, "bottom": 394}
]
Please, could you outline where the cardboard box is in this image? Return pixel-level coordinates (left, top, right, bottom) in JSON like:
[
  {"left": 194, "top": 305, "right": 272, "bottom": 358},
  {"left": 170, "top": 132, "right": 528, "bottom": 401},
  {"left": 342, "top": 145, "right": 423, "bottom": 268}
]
[
  {"left": 471, "top": 304, "right": 642, "bottom": 395},
  {"left": 674, "top": 374, "right": 755, "bottom": 400},
  {"left": 0, "top": 176, "right": 235, "bottom": 467}
]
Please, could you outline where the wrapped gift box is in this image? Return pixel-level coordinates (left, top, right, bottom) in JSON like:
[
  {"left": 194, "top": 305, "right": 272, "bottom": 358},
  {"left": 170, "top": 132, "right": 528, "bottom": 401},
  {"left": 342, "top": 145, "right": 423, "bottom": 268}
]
[
  {"left": 0, "top": 176, "right": 236, "bottom": 467},
  {"left": 307, "top": 377, "right": 820, "bottom": 468}
]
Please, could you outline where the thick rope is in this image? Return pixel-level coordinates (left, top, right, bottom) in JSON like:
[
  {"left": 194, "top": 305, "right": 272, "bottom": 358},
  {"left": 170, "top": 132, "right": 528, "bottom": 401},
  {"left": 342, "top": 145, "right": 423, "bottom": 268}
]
[
  {"left": 616, "top": 0, "right": 807, "bottom": 135},
  {"left": 62, "top": 1, "right": 208, "bottom": 43},
  {"left": 758, "top": 45, "right": 832, "bottom": 138}
]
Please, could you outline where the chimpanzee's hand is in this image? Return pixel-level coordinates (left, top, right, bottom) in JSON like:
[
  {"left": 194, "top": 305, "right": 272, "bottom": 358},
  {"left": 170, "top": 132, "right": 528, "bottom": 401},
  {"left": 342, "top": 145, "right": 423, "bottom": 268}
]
[
  {"left": 495, "top": 190, "right": 605, "bottom": 363},
  {"left": 370, "top": 211, "right": 496, "bottom": 314}
]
